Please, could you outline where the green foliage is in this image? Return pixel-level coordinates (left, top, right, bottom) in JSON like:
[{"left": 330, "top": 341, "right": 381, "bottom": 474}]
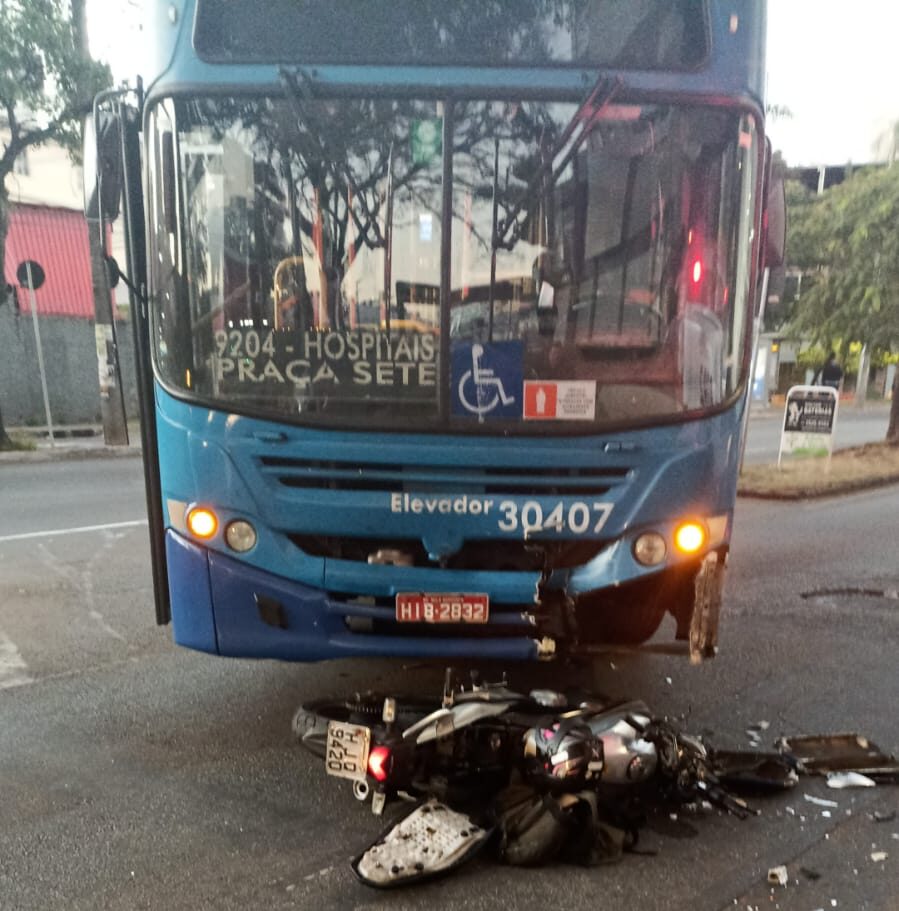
[
  {"left": 0, "top": 0, "right": 110, "bottom": 162},
  {"left": 786, "top": 165, "right": 899, "bottom": 356}
]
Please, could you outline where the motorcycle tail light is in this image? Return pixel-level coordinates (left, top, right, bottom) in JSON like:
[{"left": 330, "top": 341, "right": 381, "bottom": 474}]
[{"left": 368, "top": 746, "right": 392, "bottom": 783}]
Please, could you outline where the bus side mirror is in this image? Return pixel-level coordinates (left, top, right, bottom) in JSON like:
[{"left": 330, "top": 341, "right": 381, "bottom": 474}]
[
  {"left": 84, "top": 111, "right": 123, "bottom": 222},
  {"left": 765, "top": 168, "right": 786, "bottom": 269}
]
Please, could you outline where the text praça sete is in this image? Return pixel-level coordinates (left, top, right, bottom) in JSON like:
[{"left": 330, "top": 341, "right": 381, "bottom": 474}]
[{"left": 213, "top": 328, "right": 438, "bottom": 388}]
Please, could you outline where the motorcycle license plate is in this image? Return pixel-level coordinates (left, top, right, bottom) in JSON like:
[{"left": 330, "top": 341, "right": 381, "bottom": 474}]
[
  {"left": 325, "top": 721, "right": 371, "bottom": 782},
  {"left": 395, "top": 593, "right": 489, "bottom": 624}
]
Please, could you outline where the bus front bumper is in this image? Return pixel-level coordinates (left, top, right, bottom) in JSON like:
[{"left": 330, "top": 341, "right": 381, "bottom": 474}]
[{"left": 167, "top": 531, "right": 546, "bottom": 662}]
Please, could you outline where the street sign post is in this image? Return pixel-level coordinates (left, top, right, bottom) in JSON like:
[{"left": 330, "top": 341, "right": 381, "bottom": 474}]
[
  {"left": 778, "top": 384, "right": 839, "bottom": 470},
  {"left": 16, "top": 260, "right": 55, "bottom": 447}
]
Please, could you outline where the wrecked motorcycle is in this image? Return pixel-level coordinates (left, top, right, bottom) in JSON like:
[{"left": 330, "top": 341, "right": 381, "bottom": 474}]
[{"left": 294, "top": 674, "right": 791, "bottom": 886}]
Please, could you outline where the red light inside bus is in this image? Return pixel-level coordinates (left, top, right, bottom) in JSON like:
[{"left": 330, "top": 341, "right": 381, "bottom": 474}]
[{"left": 691, "top": 258, "right": 703, "bottom": 285}]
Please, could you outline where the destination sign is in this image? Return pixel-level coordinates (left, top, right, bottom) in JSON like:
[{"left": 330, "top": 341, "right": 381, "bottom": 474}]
[{"left": 211, "top": 327, "right": 438, "bottom": 400}]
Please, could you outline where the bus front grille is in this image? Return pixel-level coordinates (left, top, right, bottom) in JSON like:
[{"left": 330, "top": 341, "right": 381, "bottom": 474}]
[
  {"left": 259, "top": 456, "right": 630, "bottom": 497},
  {"left": 288, "top": 534, "right": 608, "bottom": 570}
]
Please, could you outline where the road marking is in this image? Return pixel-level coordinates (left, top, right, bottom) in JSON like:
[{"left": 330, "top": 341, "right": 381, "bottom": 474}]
[
  {"left": 0, "top": 519, "right": 147, "bottom": 544},
  {"left": 0, "top": 630, "right": 33, "bottom": 690}
]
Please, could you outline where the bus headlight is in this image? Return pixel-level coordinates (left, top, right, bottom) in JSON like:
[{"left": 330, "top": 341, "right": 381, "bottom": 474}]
[
  {"left": 674, "top": 520, "right": 708, "bottom": 555},
  {"left": 633, "top": 532, "right": 667, "bottom": 566},
  {"left": 225, "top": 520, "right": 257, "bottom": 553}
]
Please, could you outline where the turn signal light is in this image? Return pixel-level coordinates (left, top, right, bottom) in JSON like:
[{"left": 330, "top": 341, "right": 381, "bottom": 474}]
[
  {"left": 674, "top": 521, "right": 707, "bottom": 555},
  {"left": 368, "top": 746, "right": 392, "bottom": 783},
  {"left": 186, "top": 506, "right": 218, "bottom": 539}
]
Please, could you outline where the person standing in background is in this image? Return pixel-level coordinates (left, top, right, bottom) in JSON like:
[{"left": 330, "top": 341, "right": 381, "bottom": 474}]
[{"left": 815, "top": 352, "right": 844, "bottom": 391}]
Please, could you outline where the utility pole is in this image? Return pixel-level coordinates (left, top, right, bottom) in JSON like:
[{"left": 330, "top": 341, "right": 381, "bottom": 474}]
[{"left": 72, "top": 0, "right": 129, "bottom": 445}]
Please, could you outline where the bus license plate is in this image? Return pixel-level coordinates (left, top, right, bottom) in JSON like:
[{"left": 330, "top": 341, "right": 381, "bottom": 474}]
[
  {"left": 325, "top": 721, "right": 371, "bottom": 781},
  {"left": 395, "top": 593, "right": 489, "bottom": 624}
]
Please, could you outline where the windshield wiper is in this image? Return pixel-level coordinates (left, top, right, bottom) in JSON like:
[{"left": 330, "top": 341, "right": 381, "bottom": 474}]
[{"left": 493, "top": 74, "right": 623, "bottom": 252}]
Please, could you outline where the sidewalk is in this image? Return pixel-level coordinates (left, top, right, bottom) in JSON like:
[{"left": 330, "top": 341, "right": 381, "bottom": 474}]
[{"left": 0, "top": 425, "right": 142, "bottom": 464}]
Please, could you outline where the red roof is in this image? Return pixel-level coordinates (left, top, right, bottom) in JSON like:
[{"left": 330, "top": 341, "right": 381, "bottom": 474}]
[{"left": 3, "top": 204, "right": 99, "bottom": 319}]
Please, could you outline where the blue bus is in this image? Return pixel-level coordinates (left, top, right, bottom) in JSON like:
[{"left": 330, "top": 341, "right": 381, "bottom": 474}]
[{"left": 92, "top": 0, "right": 782, "bottom": 665}]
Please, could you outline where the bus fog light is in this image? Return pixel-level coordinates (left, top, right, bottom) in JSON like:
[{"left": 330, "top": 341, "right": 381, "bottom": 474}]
[
  {"left": 225, "top": 520, "right": 257, "bottom": 552},
  {"left": 674, "top": 520, "right": 707, "bottom": 555},
  {"left": 186, "top": 506, "right": 218, "bottom": 539},
  {"left": 634, "top": 532, "right": 667, "bottom": 566}
]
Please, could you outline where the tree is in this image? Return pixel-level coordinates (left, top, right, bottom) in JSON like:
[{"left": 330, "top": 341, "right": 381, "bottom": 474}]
[
  {"left": 786, "top": 165, "right": 899, "bottom": 444},
  {"left": 0, "top": 0, "right": 110, "bottom": 448}
]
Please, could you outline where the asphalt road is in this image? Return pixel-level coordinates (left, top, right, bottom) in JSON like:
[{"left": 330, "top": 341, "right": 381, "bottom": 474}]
[{"left": 1, "top": 457, "right": 897, "bottom": 910}]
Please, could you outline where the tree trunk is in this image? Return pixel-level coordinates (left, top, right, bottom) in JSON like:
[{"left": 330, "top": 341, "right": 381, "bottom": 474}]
[
  {"left": 887, "top": 369, "right": 899, "bottom": 446},
  {"left": 0, "top": 187, "right": 14, "bottom": 449}
]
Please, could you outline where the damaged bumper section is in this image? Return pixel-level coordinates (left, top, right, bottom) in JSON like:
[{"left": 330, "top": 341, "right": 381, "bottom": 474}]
[{"left": 168, "top": 530, "right": 547, "bottom": 660}]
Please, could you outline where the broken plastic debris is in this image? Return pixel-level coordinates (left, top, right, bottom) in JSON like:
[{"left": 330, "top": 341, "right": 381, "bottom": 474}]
[
  {"left": 353, "top": 800, "right": 490, "bottom": 887},
  {"left": 778, "top": 733, "right": 899, "bottom": 778},
  {"left": 709, "top": 750, "right": 798, "bottom": 791},
  {"left": 870, "top": 851, "right": 887, "bottom": 862},
  {"left": 872, "top": 810, "right": 896, "bottom": 823},
  {"left": 803, "top": 794, "right": 839, "bottom": 808},
  {"left": 826, "top": 771, "right": 876, "bottom": 789},
  {"left": 767, "top": 865, "right": 788, "bottom": 886}
]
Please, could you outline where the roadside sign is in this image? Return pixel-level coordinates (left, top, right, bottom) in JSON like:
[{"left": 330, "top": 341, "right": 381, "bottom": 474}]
[
  {"left": 778, "top": 385, "right": 839, "bottom": 468},
  {"left": 16, "top": 260, "right": 45, "bottom": 290}
]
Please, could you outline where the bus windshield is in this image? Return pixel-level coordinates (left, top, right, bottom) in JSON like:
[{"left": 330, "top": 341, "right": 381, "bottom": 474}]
[{"left": 148, "top": 94, "right": 759, "bottom": 432}]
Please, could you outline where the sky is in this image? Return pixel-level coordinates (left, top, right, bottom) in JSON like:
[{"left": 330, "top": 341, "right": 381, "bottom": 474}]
[
  {"left": 766, "top": 1, "right": 899, "bottom": 166},
  {"left": 88, "top": 1, "right": 899, "bottom": 168}
]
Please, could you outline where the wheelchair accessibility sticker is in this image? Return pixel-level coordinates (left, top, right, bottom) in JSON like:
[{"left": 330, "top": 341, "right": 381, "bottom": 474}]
[{"left": 451, "top": 341, "right": 523, "bottom": 419}]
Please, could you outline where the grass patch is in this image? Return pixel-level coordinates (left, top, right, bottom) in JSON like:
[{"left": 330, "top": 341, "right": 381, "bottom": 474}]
[
  {"left": 739, "top": 442, "right": 899, "bottom": 498},
  {"left": 0, "top": 433, "right": 37, "bottom": 452}
]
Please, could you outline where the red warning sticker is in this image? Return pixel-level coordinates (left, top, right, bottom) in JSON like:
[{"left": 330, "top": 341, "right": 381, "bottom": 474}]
[{"left": 523, "top": 381, "right": 596, "bottom": 420}]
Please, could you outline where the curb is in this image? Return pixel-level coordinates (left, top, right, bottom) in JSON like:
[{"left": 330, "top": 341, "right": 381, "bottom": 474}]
[
  {"left": 738, "top": 472, "right": 899, "bottom": 501},
  {"left": 0, "top": 445, "right": 143, "bottom": 465}
]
